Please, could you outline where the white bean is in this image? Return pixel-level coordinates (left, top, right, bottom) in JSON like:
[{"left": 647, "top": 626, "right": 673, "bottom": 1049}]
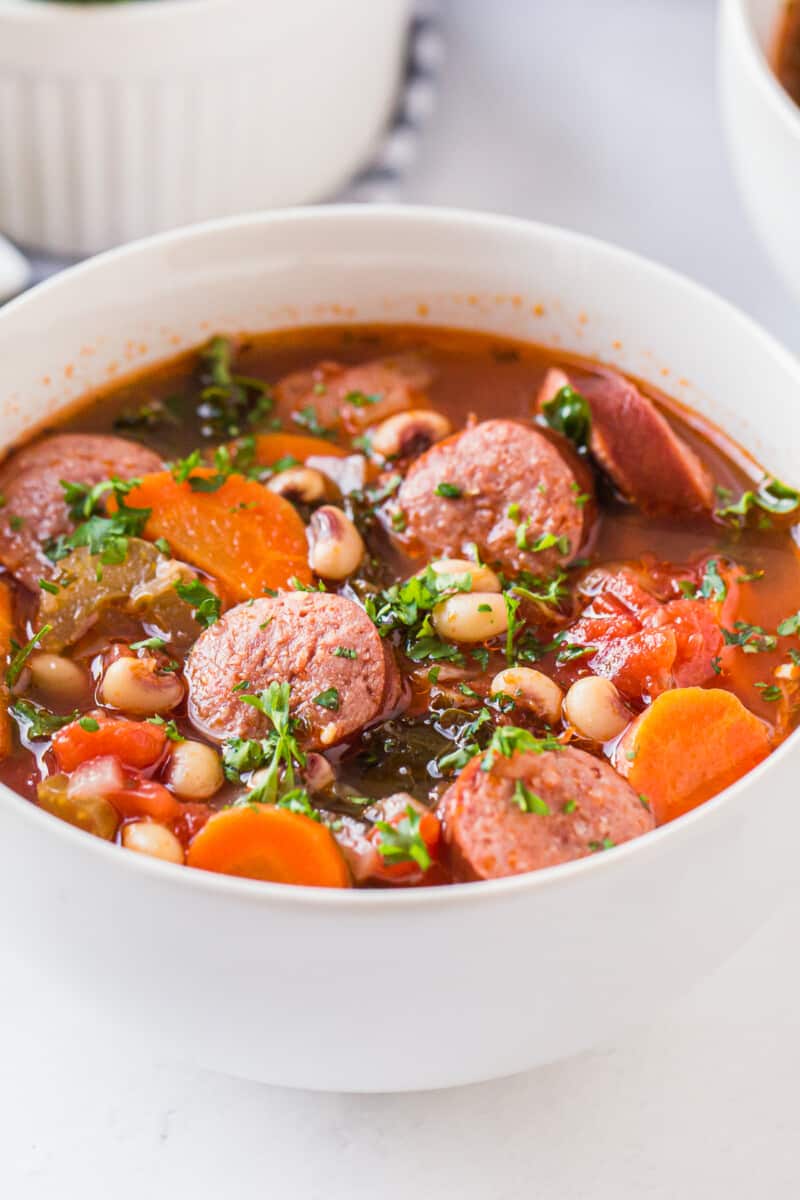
[
  {"left": 430, "top": 558, "right": 501, "bottom": 594},
  {"left": 267, "top": 466, "right": 326, "bottom": 503},
  {"left": 121, "top": 820, "right": 184, "bottom": 865},
  {"left": 27, "top": 652, "right": 90, "bottom": 708},
  {"left": 101, "top": 656, "right": 183, "bottom": 716},
  {"left": 491, "top": 667, "right": 563, "bottom": 725},
  {"left": 370, "top": 409, "right": 452, "bottom": 459},
  {"left": 563, "top": 676, "right": 631, "bottom": 742},
  {"left": 432, "top": 592, "right": 508, "bottom": 643},
  {"left": 307, "top": 505, "right": 365, "bottom": 580},
  {"left": 166, "top": 740, "right": 223, "bottom": 800}
]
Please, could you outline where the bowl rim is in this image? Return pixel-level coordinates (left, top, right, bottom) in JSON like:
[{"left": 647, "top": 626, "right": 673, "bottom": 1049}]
[
  {"left": 725, "top": 0, "right": 800, "bottom": 137},
  {"left": 0, "top": 0, "right": 222, "bottom": 23},
  {"left": 2, "top": 201, "right": 799, "bottom": 911}
]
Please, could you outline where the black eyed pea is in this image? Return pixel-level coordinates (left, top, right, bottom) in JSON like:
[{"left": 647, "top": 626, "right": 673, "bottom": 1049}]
[
  {"left": 307, "top": 505, "right": 365, "bottom": 580},
  {"left": 27, "top": 652, "right": 91, "bottom": 709},
  {"left": 121, "top": 820, "right": 185, "bottom": 864},
  {"left": 432, "top": 592, "right": 508, "bottom": 643},
  {"left": 429, "top": 557, "right": 501, "bottom": 594},
  {"left": 491, "top": 667, "right": 564, "bottom": 725},
  {"left": 267, "top": 466, "right": 327, "bottom": 504},
  {"left": 100, "top": 655, "right": 184, "bottom": 716},
  {"left": 165, "top": 740, "right": 224, "bottom": 800},
  {"left": 563, "top": 675, "right": 631, "bottom": 742},
  {"left": 370, "top": 409, "right": 452, "bottom": 460}
]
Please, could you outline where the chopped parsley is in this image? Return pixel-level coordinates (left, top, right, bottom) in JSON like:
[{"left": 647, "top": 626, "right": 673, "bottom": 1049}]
[
  {"left": 174, "top": 579, "right": 221, "bottom": 628},
  {"left": 78, "top": 716, "right": 100, "bottom": 732},
  {"left": 196, "top": 336, "right": 274, "bottom": 438},
  {"left": 312, "top": 687, "right": 340, "bottom": 711},
  {"left": 777, "top": 611, "right": 800, "bottom": 637},
  {"left": 755, "top": 682, "right": 781, "bottom": 702},
  {"left": 291, "top": 406, "right": 333, "bottom": 439},
  {"left": 11, "top": 699, "right": 78, "bottom": 740},
  {"left": 365, "top": 566, "right": 473, "bottom": 666},
  {"left": 588, "top": 837, "right": 616, "bottom": 852},
  {"left": 38, "top": 578, "right": 60, "bottom": 596},
  {"left": 511, "top": 780, "right": 550, "bottom": 815},
  {"left": 332, "top": 646, "right": 357, "bottom": 659},
  {"left": 374, "top": 804, "right": 432, "bottom": 871},
  {"left": 344, "top": 390, "right": 381, "bottom": 408},
  {"left": 130, "top": 636, "right": 167, "bottom": 652},
  {"left": 715, "top": 476, "right": 800, "bottom": 523},
  {"left": 434, "top": 481, "right": 462, "bottom": 499},
  {"left": 540, "top": 384, "right": 591, "bottom": 448},
  {"left": 722, "top": 621, "right": 778, "bottom": 654},
  {"left": 481, "top": 725, "right": 561, "bottom": 771},
  {"left": 232, "top": 681, "right": 306, "bottom": 804},
  {"left": 5, "top": 625, "right": 52, "bottom": 687},
  {"left": 697, "top": 558, "right": 727, "bottom": 602},
  {"left": 146, "top": 715, "right": 185, "bottom": 742},
  {"left": 46, "top": 477, "right": 151, "bottom": 566}
]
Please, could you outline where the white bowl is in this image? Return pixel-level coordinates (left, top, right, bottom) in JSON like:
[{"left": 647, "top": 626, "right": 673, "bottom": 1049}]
[
  {"left": 0, "top": 0, "right": 410, "bottom": 257},
  {"left": 719, "top": 0, "right": 800, "bottom": 298},
  {"left": 0, "top": 206, "right": 799, "bottom": 1093}
]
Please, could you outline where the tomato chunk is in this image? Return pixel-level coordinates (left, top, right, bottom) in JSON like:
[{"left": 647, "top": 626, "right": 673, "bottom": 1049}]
[{"left": 52, "top": 716, "right": 167, "bottom": 773}]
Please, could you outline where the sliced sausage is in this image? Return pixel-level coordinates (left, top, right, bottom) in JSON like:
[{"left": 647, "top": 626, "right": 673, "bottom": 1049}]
[
  {"left": 276, "top": 354, "right": 433, "bottom": 436},
  {"left": 185, "top": 591, "right": 400, "bottom": 749},
  {"left": 0, "top": 434, "right": 162, "bottom": 591},
  {"left": 395, "top": 419, "right": 592, "bottom": 574},
  {"left": 438, "top": 745, "right": 654, "bottom": 881},
  {"left": 537, "top": 366, "right": 714, "bottom": 512}
]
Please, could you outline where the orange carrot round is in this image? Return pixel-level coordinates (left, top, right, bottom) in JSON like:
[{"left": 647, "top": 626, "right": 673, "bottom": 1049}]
[
  {"left": 186, "top": 804, "right": 351, "bottom": 887},
  {"left": 123, "top": 470, "right": 312, "bottom": 600},
  {"left": 253, "top": 433, "right": 346, "bottom": 465},
  {"left": 615, "top": 686, "right": 772, "bottom": 824}
]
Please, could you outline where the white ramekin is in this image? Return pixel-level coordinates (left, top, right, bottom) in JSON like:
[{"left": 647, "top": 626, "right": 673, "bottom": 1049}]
[
  {"left": 0, "top": 0, "right": 411, "bottom": 257},
  {"left": 719, "top": 0, "right": 800, "bottom": 299},
  {"left": 0, "top": 207, "right": 799, "bottom": 1093}
]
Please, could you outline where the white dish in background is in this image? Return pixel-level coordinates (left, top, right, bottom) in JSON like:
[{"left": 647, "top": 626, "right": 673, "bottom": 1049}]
[
  {"left": 0, "top": 235, "right": 30, "bottom": 301},
  {"left": 0, "top": 206, "right": 799, "bottom": 1093},
  {"left": 0, "top": 0, "right": 411, "bottom": 257},
  {"left": 719, "top": 0, "right": 800, "bottom": 299}
]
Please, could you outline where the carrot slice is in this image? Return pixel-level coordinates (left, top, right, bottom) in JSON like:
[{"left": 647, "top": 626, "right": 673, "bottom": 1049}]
[
  {"left": 253, "top": 433, "right": 346, "bottom": 465},
  {"left": 616, "top": 686, "right": 772, "bottom": 823},
  {"left": 186, "top": 804, "right": 351, "bottom": 887},
  {"left": 123, "top": 470, "right": 312, "bottom": 600},
  {"left": 0, "top": 581, "right": 14, "bottom": 759}
]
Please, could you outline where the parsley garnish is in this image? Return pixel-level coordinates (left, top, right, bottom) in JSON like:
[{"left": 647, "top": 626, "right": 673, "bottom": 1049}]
[
  {"left": 78, "top": 716, "right": 100, "bottom": 732},
  {"left": 11, "top": 699, "right": 77, "bottom": 739},
  {"left": 291, "top": 406, "right": 333, "bottom": 439},
  {"left": 374, "top": 804, "right": 432, "bottom": 871},
  {"left": 174, "top": 579, "right": 221, "bottom": 627},
  {"left": 313, "top": 687, "right": 340, "bottom": 711},
  {"left": 47, "top": 477, "right": 151, "bottom": 566},
  {"left": 146, "top": 715, "right": 185, "bottom": 742},
  {"left": 697, "top": 558, "right": 727, "bottom": 602},
  {"left": 196, "top": 336, "right": 274, "bottom": 438},
  {"left": 722, "top": 621, "right": 777, "bottom": 654},
  {"left": 332, "top": 646, "right": 357, "bottom": 659},
  {"left": 230, "top": 682, "right": 306, "bottom": 804},
  {"left": 715, "top": 476, "right": 800, "bottom": 522},
  {"left": 540, "top": 384, "right": 591, "bottom": 448},
  {"left": 481, "top": 725, "right": 561, "bottom": 771},
  {"left": 365, "top": 566, "right": 472, "bottom": 665},
  {"left": 434, "top": 481, "right": 462, "bottom": 499},
  {"left": 777, "top": 611, "right": 800, "bottom": 637},
  {"left": 511, "top": 780, "right": 550, "bottom": 815},
  {"left": 5, "top": 625, "right": 52, "bottom": 687}
]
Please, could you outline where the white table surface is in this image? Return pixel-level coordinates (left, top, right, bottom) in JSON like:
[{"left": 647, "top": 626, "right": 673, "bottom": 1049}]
[{"left": 3, "top": 1, "right": 800, "bottom": 1196}]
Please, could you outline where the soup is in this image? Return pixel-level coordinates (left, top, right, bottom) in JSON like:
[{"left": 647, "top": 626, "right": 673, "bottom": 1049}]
[{"left": 0, "top": 325, "right": 798, "bottom": 887}]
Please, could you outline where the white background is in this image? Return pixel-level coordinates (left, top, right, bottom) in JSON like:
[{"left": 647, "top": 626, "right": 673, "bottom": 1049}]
[{"left": 3, "top": 2, "right": 799, "bottom": 1196}]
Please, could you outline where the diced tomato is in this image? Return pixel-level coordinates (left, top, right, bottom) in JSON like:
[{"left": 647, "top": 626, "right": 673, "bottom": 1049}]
[
  {"left": 642, "top": 599, "right": 723, "bottom": 687},
  {"left": 52, "top": 715, "right": 167, "bottom": 773},
  {"left": 590, "top": 627, "right": 677, "bottom": 700},
  {"left": 334, "top": 797, "right": 442, "bottom": 887},
  {"left": 562, "top": 565, "right": 727, "bottom": 704}
]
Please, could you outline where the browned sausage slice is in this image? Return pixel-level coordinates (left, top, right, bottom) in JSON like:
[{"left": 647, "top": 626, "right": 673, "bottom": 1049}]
[
  {"left": 185, "top": 591, "right": 399, "bottom": 749},
  {"left": 276, "top": 354, "right": 433, "bottom": 436},
  {"left": 538, "top": 367, "right": 714, "bottom": 512},
  {"left": 395, "top": 419, "right": 591, "bottom": 574},
  {"left": 0, "top": 434, "right": 162, "bottom": 591},
  {"left": 438, "top": 745, "right": 654, "bottom": 881}
]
